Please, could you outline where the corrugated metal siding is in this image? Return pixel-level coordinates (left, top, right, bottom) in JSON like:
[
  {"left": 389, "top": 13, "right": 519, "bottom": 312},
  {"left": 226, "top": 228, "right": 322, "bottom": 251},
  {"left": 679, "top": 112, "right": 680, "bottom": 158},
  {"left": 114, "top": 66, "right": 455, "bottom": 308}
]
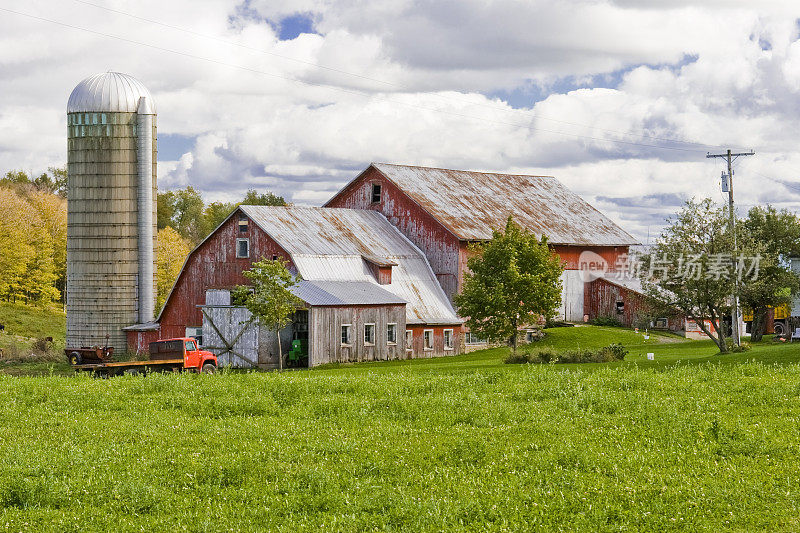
[{"left": 358, "top": 163, "right": 639, "bottom": 245}]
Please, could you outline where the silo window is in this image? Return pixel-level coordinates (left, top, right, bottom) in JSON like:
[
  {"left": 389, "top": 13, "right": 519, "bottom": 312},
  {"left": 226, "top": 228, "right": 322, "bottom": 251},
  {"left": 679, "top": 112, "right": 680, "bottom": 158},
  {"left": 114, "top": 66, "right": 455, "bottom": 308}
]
[
  {"left": 236, "top": 238, "right": 250, "bottom": 258},
  {"left": 371, "top": 183, "right": 382, "bottom": 203},
  {"left": 238, "top": 216, "right": 248, "bottom": 234}
]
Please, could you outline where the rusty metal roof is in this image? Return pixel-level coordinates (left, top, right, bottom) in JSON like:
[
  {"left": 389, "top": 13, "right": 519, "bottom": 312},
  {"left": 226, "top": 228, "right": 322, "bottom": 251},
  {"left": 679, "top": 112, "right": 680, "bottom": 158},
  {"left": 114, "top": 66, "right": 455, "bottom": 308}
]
[
  {"left": 291, "top": 280, "right": 406, "bottom": 306},
  {"left": 371, "top": 163, "right": 639, "bottom": 245},
  {"left": 240, "top": 205, "right": 461, "bottom": 325}
]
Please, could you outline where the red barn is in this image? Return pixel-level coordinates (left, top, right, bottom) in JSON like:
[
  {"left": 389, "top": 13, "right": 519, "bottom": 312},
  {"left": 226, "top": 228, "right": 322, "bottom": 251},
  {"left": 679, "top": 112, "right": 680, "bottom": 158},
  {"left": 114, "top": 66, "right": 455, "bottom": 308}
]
[
  {"left": 325, "top": 163, "right": 640, "bottom": 328},
  {"left": 126, "top": 205, "right": 461, "bottom": 364}
]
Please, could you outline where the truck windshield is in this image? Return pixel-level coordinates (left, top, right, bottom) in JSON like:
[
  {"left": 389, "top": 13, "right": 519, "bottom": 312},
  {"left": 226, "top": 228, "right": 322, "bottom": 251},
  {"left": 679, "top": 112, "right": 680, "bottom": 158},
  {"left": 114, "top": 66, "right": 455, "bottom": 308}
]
[{"left": 185, "top": 341, "right": 196, "bottom": 351}]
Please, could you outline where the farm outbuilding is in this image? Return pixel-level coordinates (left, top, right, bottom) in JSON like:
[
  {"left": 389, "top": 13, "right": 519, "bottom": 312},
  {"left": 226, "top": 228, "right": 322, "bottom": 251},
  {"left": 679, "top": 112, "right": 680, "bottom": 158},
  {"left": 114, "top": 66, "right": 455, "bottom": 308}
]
[
  {"left": 583, "top": 276, "right": 683, "bottom": 332},
  {"left": 127, "top": 205, "right": 461, "bottom": 366}
]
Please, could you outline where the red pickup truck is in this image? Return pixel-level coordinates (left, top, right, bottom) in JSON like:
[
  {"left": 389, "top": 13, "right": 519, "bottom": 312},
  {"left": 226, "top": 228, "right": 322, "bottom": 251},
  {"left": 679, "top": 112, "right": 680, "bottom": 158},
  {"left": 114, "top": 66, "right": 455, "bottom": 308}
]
[{"left": 69, "top": 337, "right": 217, "bottom": 376}]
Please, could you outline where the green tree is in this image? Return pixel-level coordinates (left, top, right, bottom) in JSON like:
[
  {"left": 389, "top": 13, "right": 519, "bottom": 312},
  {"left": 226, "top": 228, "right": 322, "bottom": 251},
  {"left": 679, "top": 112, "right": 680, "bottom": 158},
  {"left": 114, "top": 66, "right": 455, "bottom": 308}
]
[
  {"left": 157, "top": 190, "right": 176, "bottom": 230},
  {"left": 740, "top": 206, "right": 800, "bottom": 341},
  {"left": 203, "top": 201, "right": 238, "bottom": 236},
  {"left": 640, "top": 199, "right": 752, "bottom": 353},
  {"left": 454, "top": 216, "right": 563, "bottom": 355},
  {"left": 241, "top": 189, "right": 287, "bottom": 206},
  {"left": 237, "top": 259, "right": 302, "bottom": 370}
]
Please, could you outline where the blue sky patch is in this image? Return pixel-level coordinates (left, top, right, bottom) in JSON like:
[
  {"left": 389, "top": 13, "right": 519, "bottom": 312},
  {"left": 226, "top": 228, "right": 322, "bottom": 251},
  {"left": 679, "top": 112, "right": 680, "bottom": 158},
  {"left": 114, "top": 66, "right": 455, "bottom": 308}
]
[
  {"left": 159, "top": 133, "right": 196, "bottom": 161},
  {"left": 277, "top": 13, "right": 316, "bottom": 40}
]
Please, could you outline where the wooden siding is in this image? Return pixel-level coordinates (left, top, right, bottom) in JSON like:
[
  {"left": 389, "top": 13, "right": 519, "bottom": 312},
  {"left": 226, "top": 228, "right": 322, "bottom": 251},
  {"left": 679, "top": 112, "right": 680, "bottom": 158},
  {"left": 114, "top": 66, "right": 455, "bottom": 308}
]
[
  {"left": 584, "top": 278, "right": 683, "bottom": 331},
  {"left": 309, "top": 304, "right": 406, "bottom": 366},
  {"left": 405, "top": 324, "right": 462, "bottom": 359},
  {"left": 326, "top": 167, "right": 462, "bottom": 302},
  {"left": 158, "top": 211, "right": 292, "bottom": 335},
  {"left": 552, "top": 245, "right": 629, "bottom": 270}
]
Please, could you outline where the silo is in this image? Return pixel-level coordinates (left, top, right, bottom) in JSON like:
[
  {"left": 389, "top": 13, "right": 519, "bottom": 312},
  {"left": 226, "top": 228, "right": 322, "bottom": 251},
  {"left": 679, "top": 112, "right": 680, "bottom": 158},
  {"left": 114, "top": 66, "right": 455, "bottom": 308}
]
[{"left": 66, "top": 72, "right": 157, "bottom": 353}]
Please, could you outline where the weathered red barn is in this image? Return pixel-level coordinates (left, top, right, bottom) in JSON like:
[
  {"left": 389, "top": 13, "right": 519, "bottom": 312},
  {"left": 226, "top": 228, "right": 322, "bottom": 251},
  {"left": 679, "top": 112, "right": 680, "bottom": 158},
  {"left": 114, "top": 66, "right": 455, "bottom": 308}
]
[
  {"left": 584, "top": 277, "right": 683, "bottom": 331},
  {"left": 126, "top": 205, "right": 461, "bottom": 365},
  {"left": 324, "top": 163, "right": 640, "bottom": 330}
]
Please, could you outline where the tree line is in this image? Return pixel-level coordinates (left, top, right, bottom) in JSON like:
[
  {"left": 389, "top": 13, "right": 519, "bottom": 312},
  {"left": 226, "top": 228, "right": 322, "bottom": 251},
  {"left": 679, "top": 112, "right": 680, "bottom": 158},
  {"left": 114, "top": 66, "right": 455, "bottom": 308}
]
[{"left": 0, "top": 168, "right": 286, "bottom": 310}]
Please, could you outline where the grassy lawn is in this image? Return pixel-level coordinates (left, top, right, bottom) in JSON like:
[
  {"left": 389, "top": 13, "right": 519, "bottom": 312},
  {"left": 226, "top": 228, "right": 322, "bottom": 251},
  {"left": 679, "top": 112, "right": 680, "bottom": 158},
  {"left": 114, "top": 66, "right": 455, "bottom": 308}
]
[
  {"left": 1, "top": 326, "right": 800, "bottom": 531},
  {"left": 0, "top": 303, "right": 65, "bottom": 368}
]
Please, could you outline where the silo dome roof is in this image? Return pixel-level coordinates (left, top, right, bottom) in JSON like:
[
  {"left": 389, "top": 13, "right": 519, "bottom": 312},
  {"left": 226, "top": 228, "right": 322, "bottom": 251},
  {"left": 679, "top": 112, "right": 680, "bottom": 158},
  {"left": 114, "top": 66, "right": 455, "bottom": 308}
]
[{"left": 67, "top": 72, "right": 155, "bottom": 113}]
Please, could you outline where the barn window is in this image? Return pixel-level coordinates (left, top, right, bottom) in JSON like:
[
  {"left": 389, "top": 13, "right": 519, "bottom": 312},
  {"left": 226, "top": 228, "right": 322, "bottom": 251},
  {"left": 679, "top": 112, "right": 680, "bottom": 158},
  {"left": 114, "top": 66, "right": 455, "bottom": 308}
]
[
  {"left": 423, "top": 329, "right": 433, "bottom": 351},
  {"left": 387, "top": 323, "right": 397, "bottom": 344},
  {"left": 364, "top": 323, "right": 376, "bottom": 345},
  {"left": 236, "top": 238, "right": 249, "bottom": 258},
  {"left": 371, "top": 183, "right": 382, "bottom": 203},
  {"left": 615, "top": 300, "right": 625, "bottom": 314},
  {"left": 444, "top": 329, "right": 454, "bottom": 350},
  {"left": 341, "top": 324, "right": 352, "bottom": 345},
  {"left": 238, "top": 215, "right": 248, "bottom": 234},
  {"left": 185, "top": 326, "right": 203, "bottom": 347},
  {"left": 405, "top": 330, "right": 413, "bottom": 352}
]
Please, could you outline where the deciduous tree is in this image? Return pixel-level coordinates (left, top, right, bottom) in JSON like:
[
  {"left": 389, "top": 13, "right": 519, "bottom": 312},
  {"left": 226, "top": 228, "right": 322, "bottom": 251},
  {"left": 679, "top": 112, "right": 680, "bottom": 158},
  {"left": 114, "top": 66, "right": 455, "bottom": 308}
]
[
  {"left": 237, "top": 259, "right": 302, "bottom": 370},
  {"left": 454, "top": 216, "right": 563, "bottom": 354},
  {"left": 156, "top": 227, "right": 191, "bottom": 312}
]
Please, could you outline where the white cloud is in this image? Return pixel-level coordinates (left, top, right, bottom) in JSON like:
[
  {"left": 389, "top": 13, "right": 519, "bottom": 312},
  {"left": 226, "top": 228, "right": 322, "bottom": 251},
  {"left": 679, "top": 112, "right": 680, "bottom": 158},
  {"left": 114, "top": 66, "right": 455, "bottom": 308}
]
[{"left": 0, "top": 0, "right": 799, "bottom": 242}]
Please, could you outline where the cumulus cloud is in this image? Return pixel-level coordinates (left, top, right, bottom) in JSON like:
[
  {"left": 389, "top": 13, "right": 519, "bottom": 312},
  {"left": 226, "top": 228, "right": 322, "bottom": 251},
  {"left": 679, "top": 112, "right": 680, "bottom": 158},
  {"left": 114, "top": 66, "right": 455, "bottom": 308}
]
[{"left": 1, "top": 0, "right": 799, "bottom": 244}]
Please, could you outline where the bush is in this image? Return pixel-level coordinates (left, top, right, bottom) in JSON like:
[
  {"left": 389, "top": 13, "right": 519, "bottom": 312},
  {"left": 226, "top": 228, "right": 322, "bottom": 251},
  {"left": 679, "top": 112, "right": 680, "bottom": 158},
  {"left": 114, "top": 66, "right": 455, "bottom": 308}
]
[
  {"left": 588, "top": 316, "right": 623, "bottom": 327},
  {"left": 724, "top": 339, "right": 751, "bottom": 353},
  {"left": 504, "top": 344, "right": 628, "bottom": 365}
]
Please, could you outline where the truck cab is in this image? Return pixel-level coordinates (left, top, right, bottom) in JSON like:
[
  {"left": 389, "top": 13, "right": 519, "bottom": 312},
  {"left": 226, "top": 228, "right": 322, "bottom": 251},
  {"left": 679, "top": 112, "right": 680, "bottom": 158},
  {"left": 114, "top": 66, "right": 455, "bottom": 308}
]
[{"left": 149, "top": 337, "right": 218, "bottom": 373}]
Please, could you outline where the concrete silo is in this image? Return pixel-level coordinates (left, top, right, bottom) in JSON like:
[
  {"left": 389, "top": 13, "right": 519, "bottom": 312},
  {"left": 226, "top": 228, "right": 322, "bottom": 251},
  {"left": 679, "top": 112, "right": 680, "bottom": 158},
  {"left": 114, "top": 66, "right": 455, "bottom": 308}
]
[{"left": 66, "top": 72, "right": 157, "bottom": 353}]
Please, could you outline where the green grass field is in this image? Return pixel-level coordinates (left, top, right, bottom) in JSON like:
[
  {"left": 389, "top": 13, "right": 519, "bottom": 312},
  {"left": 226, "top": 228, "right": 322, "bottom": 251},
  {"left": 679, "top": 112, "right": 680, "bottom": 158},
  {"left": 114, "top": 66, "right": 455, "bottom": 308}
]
[{"left": 1, "top": 326, "right": 800, "bottom": 531}]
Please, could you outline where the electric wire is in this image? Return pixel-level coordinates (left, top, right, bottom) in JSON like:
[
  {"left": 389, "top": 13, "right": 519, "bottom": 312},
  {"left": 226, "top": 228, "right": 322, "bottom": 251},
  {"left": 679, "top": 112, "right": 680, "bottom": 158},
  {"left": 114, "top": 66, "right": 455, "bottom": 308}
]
[
  {"left": 69, "top": 0, "right": 730, "bottom": 152},
  {"left": 3, "top": 5, "right": 719, "bottom": 154}
]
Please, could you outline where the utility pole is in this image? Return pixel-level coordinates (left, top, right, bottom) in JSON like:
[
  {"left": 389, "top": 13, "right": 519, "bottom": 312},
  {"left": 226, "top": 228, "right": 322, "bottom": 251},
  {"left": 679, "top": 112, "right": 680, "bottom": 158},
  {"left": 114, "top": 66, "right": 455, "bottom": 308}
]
[{"left": 706, "top": 149, "right": 755, "bottom": 347}]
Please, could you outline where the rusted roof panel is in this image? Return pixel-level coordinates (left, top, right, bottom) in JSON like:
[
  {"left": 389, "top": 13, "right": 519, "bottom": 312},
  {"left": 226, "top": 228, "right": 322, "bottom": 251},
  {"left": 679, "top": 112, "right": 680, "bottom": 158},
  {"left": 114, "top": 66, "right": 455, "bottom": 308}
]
[
  {"left": 291, "top": 280, "right": 405, "bottom": 306},
  {"left": 372, "top": 163, "right": 639, "bottom": 245},
  {"left": 240, "top": 206, "right": 461, "bottom": 325}
]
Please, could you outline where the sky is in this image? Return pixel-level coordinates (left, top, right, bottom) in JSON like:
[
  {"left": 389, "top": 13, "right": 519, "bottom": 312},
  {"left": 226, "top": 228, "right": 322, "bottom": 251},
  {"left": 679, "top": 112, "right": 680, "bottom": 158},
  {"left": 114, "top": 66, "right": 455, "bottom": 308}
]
[{"left": 2, "top": 0, "right": 800, "bottom": 242}]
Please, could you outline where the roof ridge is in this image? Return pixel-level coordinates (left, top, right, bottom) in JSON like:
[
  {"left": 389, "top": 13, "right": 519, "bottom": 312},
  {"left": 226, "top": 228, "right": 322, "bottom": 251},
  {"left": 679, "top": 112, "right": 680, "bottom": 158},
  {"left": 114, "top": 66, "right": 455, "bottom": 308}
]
[{"left": 374, "top": 162, "right": 554, "bottom": 179}]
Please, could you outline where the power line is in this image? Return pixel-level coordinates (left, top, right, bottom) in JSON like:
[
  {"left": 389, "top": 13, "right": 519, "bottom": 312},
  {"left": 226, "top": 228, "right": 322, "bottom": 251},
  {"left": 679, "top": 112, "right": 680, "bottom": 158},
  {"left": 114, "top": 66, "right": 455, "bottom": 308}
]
[
  {"left": 68, "top": 0, "right": 729, "bottom": 152},
  {"left": 1, "top": 5, "right": 715, "bottom": 155}
]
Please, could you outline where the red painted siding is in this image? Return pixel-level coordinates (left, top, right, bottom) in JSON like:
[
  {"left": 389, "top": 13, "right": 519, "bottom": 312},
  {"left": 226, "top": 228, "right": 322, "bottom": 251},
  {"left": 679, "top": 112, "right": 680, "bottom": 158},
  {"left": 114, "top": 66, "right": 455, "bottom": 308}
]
[
  {"left": 158, "top": 211, "right": 292, "bottom": 335},
  {"left": 552, "top": 245, "right": 629, "bottom": 270},
  {"left": 327, "top": 167, "right": 462, "bottom": 302},
  {"left": 584, "top": 278, "right": 682, "bottom": 331},
  {"left": 405, "top": 324, "right": 461, "bottom": 358}
]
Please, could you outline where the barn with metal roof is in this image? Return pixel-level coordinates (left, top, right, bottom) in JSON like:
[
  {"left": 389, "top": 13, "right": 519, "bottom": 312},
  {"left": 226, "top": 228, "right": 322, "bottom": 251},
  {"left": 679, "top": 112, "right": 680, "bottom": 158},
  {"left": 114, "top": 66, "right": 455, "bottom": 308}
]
[
  {"left": 325, "top": 163, "right": 640, "bottom": 327},
  {"left": 126, "top": 205, "right": 462, "bottom": 367}
]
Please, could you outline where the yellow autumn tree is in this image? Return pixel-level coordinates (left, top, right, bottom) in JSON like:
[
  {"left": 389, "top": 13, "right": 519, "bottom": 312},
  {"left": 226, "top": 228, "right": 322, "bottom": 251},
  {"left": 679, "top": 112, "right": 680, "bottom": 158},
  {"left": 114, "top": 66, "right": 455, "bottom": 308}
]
[
  {"left": 0, "top": 187, "right": 60, "bottom": 304},
  {"left": 27, "top": 190, "right": 67, "bottom": 298},
  {"left": 156, "top": 227, "right": 191, "bottom": 312},
  {"left": 0, "top": 188, "right": 33, "bottom": 300}
]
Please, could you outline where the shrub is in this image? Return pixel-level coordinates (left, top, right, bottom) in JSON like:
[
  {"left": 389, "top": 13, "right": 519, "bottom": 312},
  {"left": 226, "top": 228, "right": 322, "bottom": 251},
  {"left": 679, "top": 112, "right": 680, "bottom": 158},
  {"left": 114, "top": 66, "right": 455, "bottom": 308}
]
[
  {"left": 724, "top": 339, "right": 752, "bottom": 353},
  {"left": 504, "top": 344, "right": 628, "bottom": 365},
  {"left": 588, "top": 316, "right": 623, "bottom": 327}
]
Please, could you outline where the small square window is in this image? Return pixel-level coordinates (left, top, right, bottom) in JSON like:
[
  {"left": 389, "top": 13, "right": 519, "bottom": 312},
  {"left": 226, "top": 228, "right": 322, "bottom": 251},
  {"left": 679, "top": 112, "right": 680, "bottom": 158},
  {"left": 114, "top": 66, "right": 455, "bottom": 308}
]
[
  {"left": 238, "top": 216, "right": 249, "bottom": 234},
  {"left": 444, "top": 329, "right": 454, "bottom": 350},
  {"left": 387, "top": 323, "right": 397, "bottom": 344},
  {"left": 371, "top": 183, "right": 382, "bottom": 203},
  {"left": 364, "top": 323, "right": 375, "bottom": 345},
  {"left": 236, "top": 238, "right": 249, "bottom": 258},
  {"left": 341, "top": 324, "right": 352, "bottom": 345},
  {"left": 423, "top": 329, "right": 433, "bottom": 351},
  {"left": 185, "top": 327, "right": 203, "bottom": 347}
]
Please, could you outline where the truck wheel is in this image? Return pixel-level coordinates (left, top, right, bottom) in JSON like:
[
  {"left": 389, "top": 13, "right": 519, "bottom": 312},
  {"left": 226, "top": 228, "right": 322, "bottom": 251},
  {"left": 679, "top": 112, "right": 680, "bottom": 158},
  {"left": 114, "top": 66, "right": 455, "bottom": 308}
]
[
  {"left": 774, "top": 323, "right": 785, "bottom": 336},
  {"left": 68, "top": 352, "right": 82, "bottom": 365},
  {"left": 201, "top": 363, "right": 216, "bottom": 374}
]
